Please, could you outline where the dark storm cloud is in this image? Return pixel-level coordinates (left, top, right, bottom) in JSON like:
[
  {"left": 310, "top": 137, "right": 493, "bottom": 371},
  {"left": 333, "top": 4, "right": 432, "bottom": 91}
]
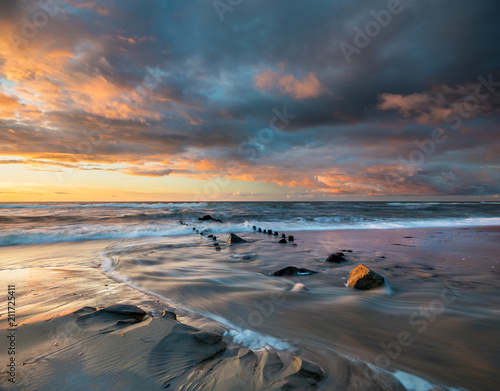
[{"left": 1, "top": 0, "right": 499, "bottom": 196}]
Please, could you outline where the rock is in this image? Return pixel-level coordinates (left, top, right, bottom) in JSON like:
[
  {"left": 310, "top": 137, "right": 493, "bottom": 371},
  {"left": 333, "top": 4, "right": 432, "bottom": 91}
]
[
  {"left": 200, "top": 232, "right": 204, "bottom": 235},
  {"left": 347, "top": 264, "right": 385, "bottom": 290},
  {"left": 414, "top": 270, "right": 434, "bottom": 278},
  {"left": 213, "top": 243, "right": 219, "bottom": 246},
  {"left": 198, "top": 215, "right": 223, "bottom": 223},
  {"left": 291, "top": 283, "right": 309, "bottom": 292},
  {"left": 215, "top": 247, "right": 221, "bottom": 251},
  {"left": 252, "top": 225, "right": 257, "bottom": 230},
  {"left": 334, "top": 252, "right": 345, "bottom": 257},
  {"left": 346, "top": 250, "right": 353, "bottom": 252},
  {"left": 274, "top": 231, "right": 278, "bottom": 236},
  {"left": 273, "top": 266, "right": 317, "bottom": 277},
  {"left": 226, "top": 233, "right": 247, "bottom": 245},
  {"left": 281, "top": 233, "right": 286, "bottom": 238},
  {"left": 288, "top": 235, "right": 294, "bottom": 241},
  {"left": 103, "top": 304, "right": 147, "bottom": 320},
  {"left": 212, "top": 236, "right": 217, "bottom": 240},
  {"left": 325, "top": 253, "right": 346, "bottom": 263},
  {"left": 207, "top": 234, "right": 213, "bottom": 238},
  {"left": 279, "top": 239, "right": 287, "bottom": 244},
  {"left": 192, "top": 227, "right": 196, "bottom": 231},
  {"left": 267, "top": 229, "right": 273, "bottom": 235},
  {"left": 258, "top": 228, "right": 262, "bottom": 232}
]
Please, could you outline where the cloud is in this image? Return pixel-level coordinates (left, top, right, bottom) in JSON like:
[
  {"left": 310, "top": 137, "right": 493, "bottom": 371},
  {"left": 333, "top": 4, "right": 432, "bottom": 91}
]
[
  {"left": 122, "top": 167, "right": 173, "bottom": 177},
  {"left": 378, "top": 82, "right": 500, "bottom": 125},
  {"left": 0, "top": 93, "right": 41, "bottom": 119},
  {"left": 64, "top": 0, "right": 111, "bottom": 16},
  {"left": 0, "top": 0, "right": 499, "bottom": 198},
  {"left": 254, "top": 67, "right": 330, "bottom": 99}
]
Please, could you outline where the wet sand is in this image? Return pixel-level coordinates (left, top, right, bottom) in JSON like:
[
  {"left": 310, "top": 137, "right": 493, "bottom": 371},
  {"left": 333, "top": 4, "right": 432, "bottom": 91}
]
[{"left": 1, "top": 226, "right": 499, "bottom": 390}]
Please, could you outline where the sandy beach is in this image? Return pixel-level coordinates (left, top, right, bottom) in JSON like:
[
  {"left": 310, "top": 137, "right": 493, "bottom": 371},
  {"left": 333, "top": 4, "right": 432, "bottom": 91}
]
[{"left": 1, "top": 225, "right": 499, "bottom": 391}]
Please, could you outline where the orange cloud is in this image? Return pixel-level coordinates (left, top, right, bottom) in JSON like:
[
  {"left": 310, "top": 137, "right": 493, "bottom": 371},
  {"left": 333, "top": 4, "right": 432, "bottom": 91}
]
[
  {"left": 0, "top": 93, "right": 21, "bottom": 118},
  {"left": 254, "top": 68, "right": 330, "bottom": 99},
  {"left": 378, "top": 83, "right": 496, "bottom": 125},
  {"left": 0, "top": 92, "right": 42, "bottom": 119},
  {"left": 64, "top": 0, "right": 111, "bottom": 16}
]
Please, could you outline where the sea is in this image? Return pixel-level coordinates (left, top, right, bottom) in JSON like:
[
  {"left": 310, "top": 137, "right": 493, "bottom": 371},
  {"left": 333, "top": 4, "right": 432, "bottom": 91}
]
[
  {"left": 1, "top": 201, "right": 500, "bottom": 246},
  {"left": 1, "top": 201, "right": 500, "bottom": 391}
]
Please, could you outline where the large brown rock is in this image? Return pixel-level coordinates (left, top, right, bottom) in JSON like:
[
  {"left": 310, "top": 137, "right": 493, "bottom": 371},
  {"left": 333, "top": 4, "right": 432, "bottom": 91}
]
[{"left": 347, "top": 264, "right": 384, "bottom": 290}]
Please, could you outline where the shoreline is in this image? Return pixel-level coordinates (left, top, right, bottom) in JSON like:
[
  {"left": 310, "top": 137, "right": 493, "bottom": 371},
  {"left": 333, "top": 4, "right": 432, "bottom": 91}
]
[
  {"left": 0, "top": 238, "right": 404, "bottom": 391},
  {"left": 1, "top": 226, "right": 499, "bottom": 390}
]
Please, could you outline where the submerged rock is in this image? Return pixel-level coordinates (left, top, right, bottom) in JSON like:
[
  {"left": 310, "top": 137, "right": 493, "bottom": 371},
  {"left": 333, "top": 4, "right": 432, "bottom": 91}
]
[
  {"left": 279, "top": 238, "right": 287, "bottom": 244},
  {"left": 347, "top": 264, "right": 384, "bottom": 290},
  {"left": 291, "top": 283, "right": 309, "bottom": 292},
  {"left": 273, "top": 266, "right": 317, "bottom": 276},
  {"left": 325, "top": 253, "right": 346, "bottom": 263},
  {"left": 226, "top": 233, "right": 247, "bottom": 245},
  {"left": 198, "top": 215, "right": 223, "bottom": 223}
]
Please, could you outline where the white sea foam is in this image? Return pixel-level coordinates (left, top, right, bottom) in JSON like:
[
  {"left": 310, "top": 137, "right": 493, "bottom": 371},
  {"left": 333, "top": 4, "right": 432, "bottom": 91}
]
[
  {"left": 226, "top": 328, "right": 292, "bottom": 351},
  {"left": 252, "top": 217, "right": 500, "bottom": 232},
  {"left": 202, "top": 314, "right": 292, "bottom": 350},
  {"left": 393, "top": 370, "right": 467, "bottom": 391}
]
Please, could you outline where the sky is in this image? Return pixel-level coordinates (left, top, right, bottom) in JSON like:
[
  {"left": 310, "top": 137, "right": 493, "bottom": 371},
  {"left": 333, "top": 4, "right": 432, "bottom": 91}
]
[{"left": 0, "top": 0, "right": 499, "bottom": 202}]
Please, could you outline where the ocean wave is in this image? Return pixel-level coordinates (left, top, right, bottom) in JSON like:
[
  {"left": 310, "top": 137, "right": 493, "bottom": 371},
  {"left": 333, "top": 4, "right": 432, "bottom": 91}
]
[
  {"left": 1, "top": 217, "right": 500, "bottom": 246},
  {"left": 0, "top": 224, "right": 195, "bottom": 246}
]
